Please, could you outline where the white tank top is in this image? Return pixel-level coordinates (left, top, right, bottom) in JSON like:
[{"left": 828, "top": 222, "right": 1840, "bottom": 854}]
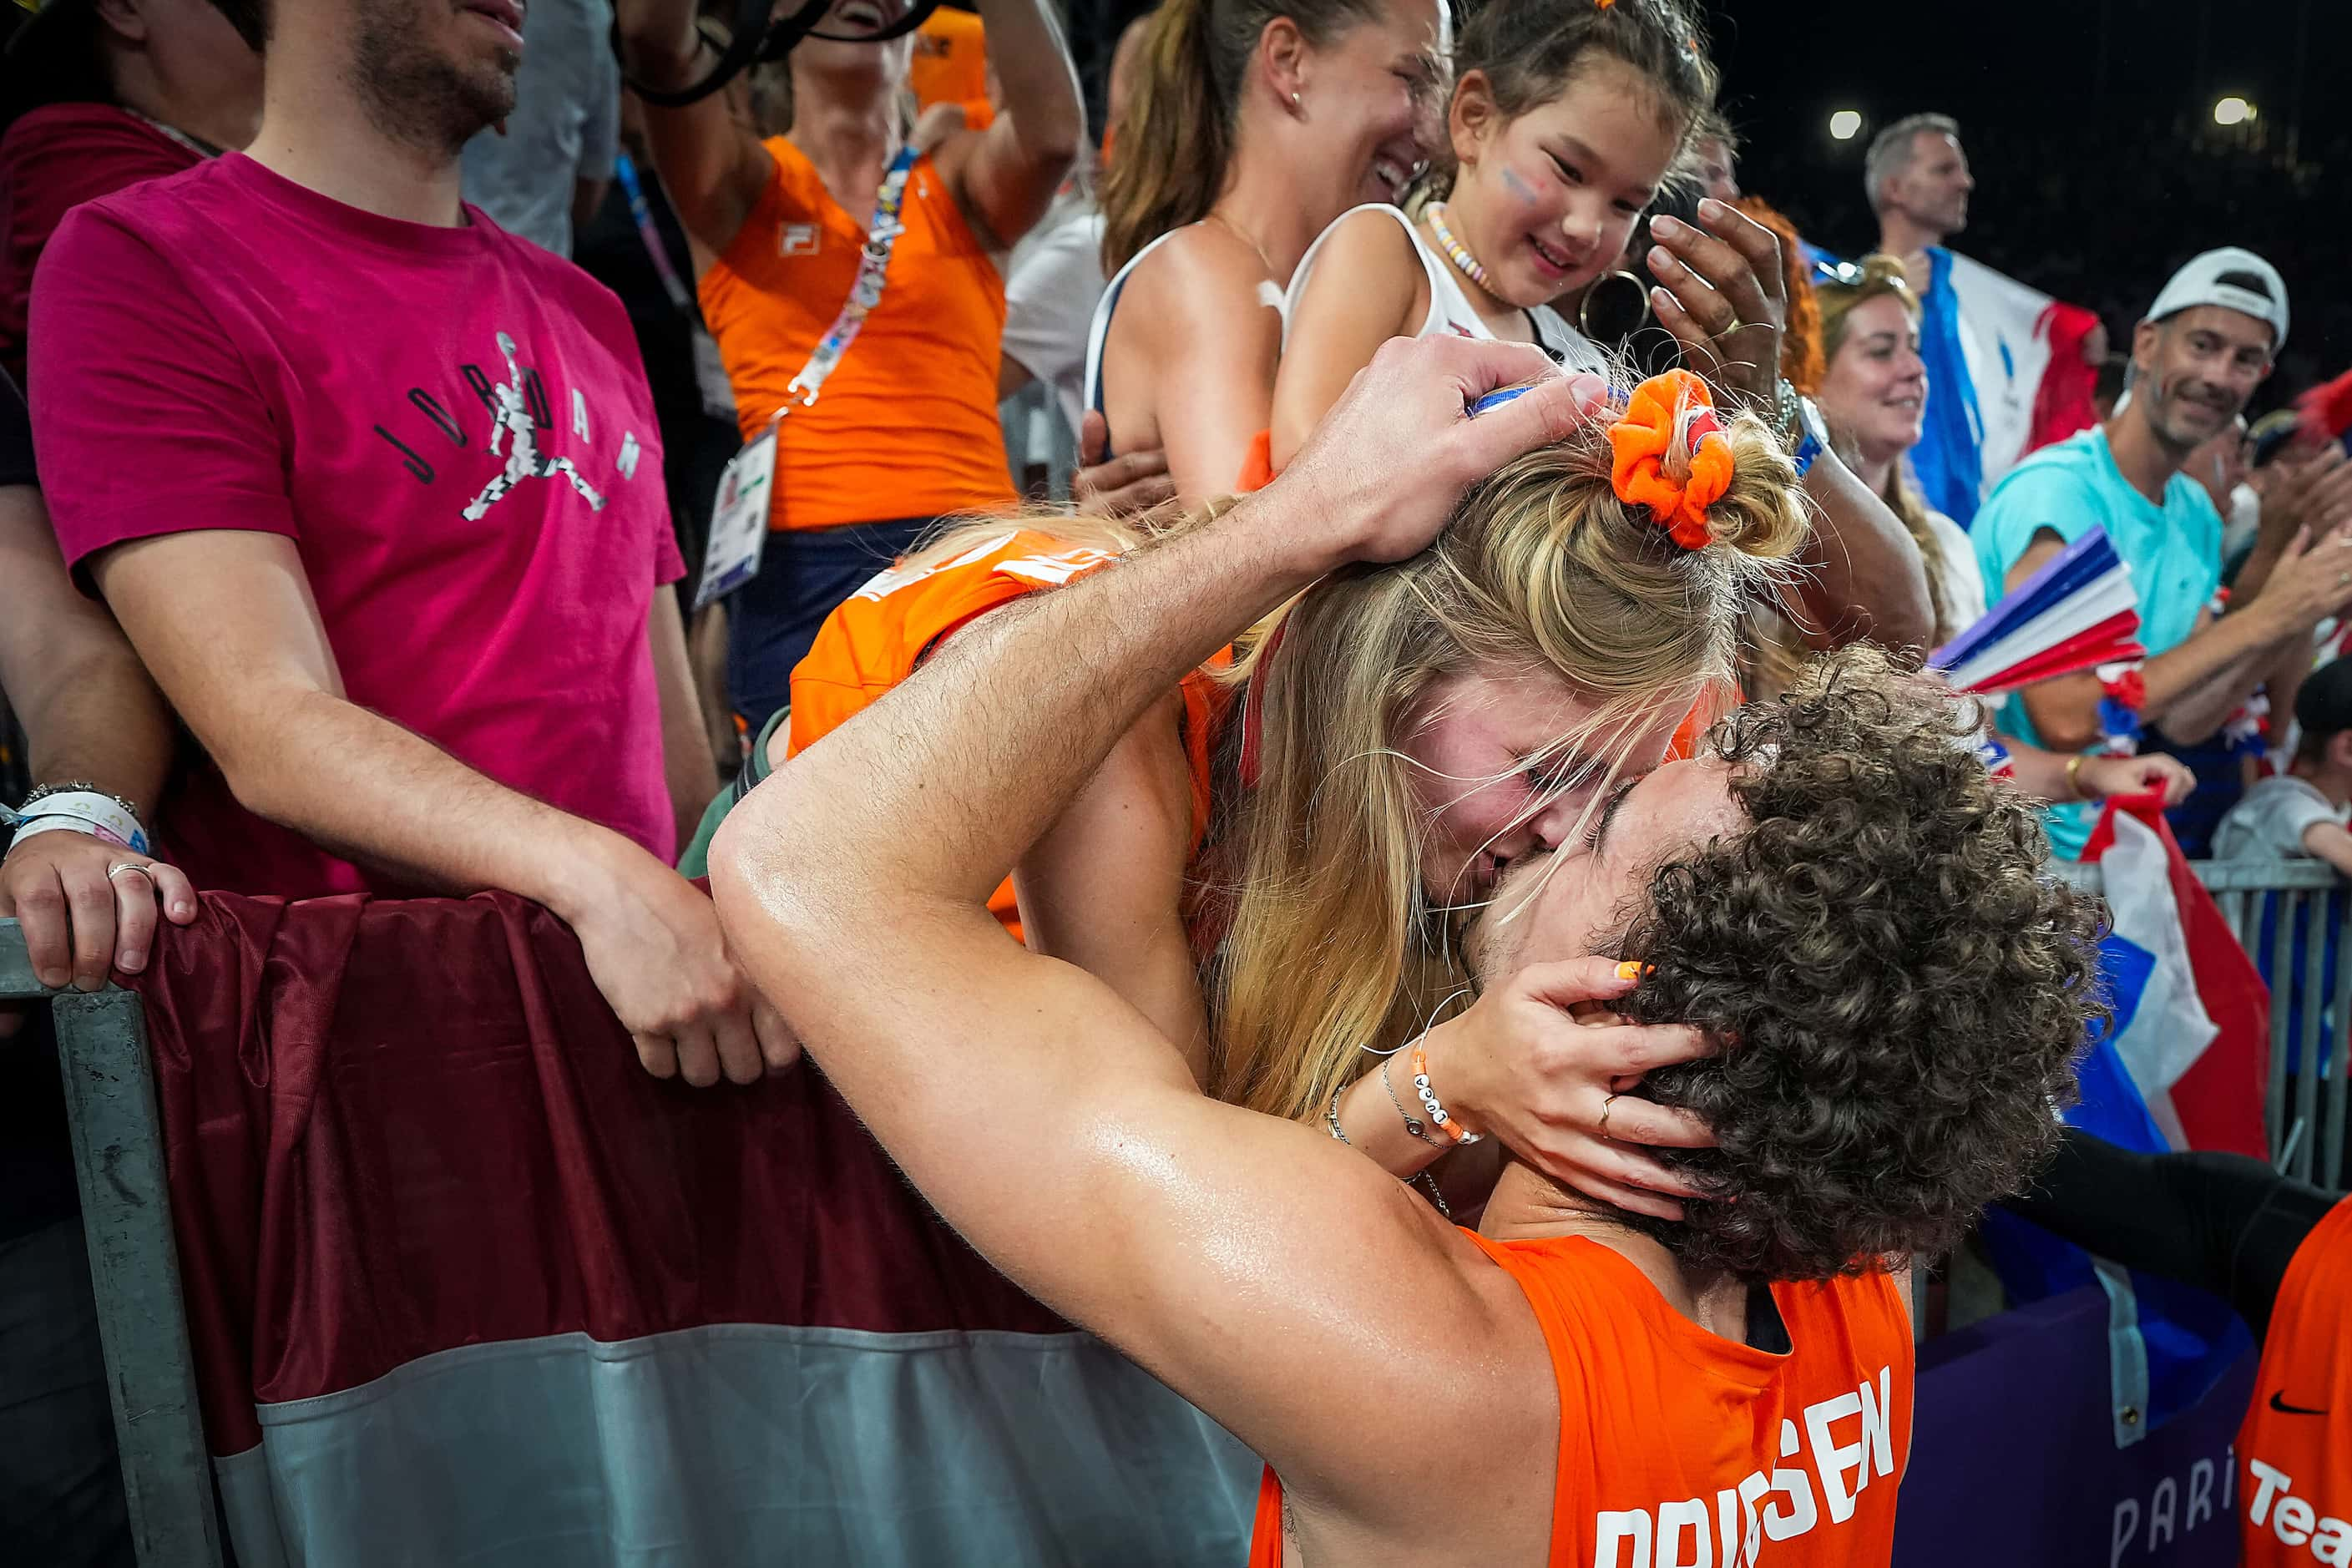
[
  {"left": 1283, "top": 204, "right": 1603, "bottom": 375},
  {"left": 1083, "top": 224, "right": 1288, "bottom": 458}
]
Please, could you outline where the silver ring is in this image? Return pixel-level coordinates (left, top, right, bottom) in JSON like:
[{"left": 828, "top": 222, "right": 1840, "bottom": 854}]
[
  {"left": 106, "top": 862, "right": 155, "bottom": 885},
  {"left": 1598, "top": 1092, "right": 1620, "bottom": 1140}
]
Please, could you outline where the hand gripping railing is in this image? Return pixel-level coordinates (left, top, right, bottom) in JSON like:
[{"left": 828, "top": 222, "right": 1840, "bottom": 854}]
[{"left": 0, "top": 918, "right": 222, "bottom": 1567}]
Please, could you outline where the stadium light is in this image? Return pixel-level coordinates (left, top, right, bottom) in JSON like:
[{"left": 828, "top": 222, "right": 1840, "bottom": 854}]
[
  {"left": 2213, "top": 97, "right": 2256, "bottom": 127},
  {"left": 1829, "top": 110, "right": 1864, "bottom": 142}
]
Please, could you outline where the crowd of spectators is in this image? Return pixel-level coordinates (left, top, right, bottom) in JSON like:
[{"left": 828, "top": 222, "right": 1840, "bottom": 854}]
[
  {"left": 1745, "top": 110, "right": 2352, "bottom": 416},
  {"left": 0, "top": 0, "right": 2346, "bottom": 1563}
]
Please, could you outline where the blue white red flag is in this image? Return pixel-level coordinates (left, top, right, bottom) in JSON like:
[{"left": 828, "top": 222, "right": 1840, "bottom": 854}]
[
  {"left": 1984, "top": 797, "right": 2270, "bottom": 1441},
  {"left": 1906, "top": 249, "right": 2100, "bottom": 525},
  {"left": 1930, "top": 525, "right": 2142, "bottom": 694}
]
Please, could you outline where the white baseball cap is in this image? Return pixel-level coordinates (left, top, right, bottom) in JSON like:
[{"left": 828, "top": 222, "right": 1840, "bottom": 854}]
[{"left": 2145, "top": 247, "right": 2289, "bottom": 352}]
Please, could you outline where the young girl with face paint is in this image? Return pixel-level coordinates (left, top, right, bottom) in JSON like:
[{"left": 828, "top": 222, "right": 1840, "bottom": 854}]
[{"left": 1270, "top": 0, "right": 1716, "bottom": 468}]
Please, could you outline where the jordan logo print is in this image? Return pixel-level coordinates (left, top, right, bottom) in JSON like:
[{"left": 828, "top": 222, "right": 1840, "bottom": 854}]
[{"left": 463, "top": 331, "right": 607, "bottom": 521}]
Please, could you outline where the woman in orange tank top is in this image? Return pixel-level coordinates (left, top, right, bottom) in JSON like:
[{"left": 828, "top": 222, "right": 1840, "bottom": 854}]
[
  {"left": 616, "top": 0, "right": 1084, "bottom": 726},
  {"left": 710, "top": 358, "right": 2105, "bottom": 1561}
]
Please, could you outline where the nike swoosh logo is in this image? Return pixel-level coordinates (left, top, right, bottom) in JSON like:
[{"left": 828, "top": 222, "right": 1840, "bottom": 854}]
[{"left": 2270, "top": 1391, "right": 2330, "bottom": 1416}]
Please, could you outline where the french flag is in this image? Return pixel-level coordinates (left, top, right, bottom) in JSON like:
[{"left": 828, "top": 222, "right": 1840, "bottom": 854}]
[
  {"left": 1910, "top": 249, "right": 2102, "bottom": 527},
  {"left": 2078, "top": 797, "right": 2270, "bottom": 1160},
  {"left": 1981, "top": 796, "right": 2270, "bottom": 1439},
  {"left": 1930, "top": 525, "right": 2142, "bottom": 695}
]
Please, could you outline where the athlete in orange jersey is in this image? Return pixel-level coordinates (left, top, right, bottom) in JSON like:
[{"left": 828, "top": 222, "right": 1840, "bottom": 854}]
[
  {"left": 2006, "top": 1131, "right": 2349, "bottom": 1566},
  {"left": 786, "top": 527, "right": 1226, "bottom": 947},
  {"left": 713, "top": 347, "right": 2098, "bottom": 1565},
  {"left": 1247, "top": 1231, "right": 1911, "bottom": 1567},
  {"left": 2242, "top": 1195, "right": 2352, "bottom": 1565}
]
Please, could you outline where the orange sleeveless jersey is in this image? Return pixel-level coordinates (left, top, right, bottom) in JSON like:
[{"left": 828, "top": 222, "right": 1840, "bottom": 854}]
[
  {"left": 697, "top": 139, "right": 1016, "bottom": 533},
  {"left": 2238, "top": 1194, "right": 2352, "bottom": 1565},
  {"left": 1248, "top": 1234, "right": 1913, "bottom": 1567},
  {"left": 787, "top": 529, "right": 1224, "bottom": 943}
]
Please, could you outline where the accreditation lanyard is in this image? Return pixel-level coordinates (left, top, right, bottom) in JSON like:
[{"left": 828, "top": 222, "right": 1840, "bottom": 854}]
[
  {"left": 695, "top": 144, "right": 922, "bottom": 610},
  {"left": 615, "top": 151, "right": 695, "bottom": 314},
  {"left": 616, "top": 151, "right": 737, "bottom": 422}
]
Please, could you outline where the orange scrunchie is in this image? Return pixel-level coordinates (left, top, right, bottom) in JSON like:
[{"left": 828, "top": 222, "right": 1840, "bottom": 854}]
[{"left": 1608, "top": 368, "right": 1736, "bottom": 552}]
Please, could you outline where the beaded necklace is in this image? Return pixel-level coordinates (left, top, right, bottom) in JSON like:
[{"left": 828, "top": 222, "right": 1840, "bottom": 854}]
[{"left": 1424, "top": 202, "right": 1492, "bottom": 291}]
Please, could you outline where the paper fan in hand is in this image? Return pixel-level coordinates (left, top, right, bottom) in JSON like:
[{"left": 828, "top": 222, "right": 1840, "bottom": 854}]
[{"left": 1930, "top": 528, "right": 2144, "bottom": 695}]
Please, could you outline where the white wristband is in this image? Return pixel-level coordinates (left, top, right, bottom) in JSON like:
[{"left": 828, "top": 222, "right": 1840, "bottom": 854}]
[
  {"left": 8, "top": 817, "right": 109, "bottom": 851},
  {"left": 5, "top": 791, "right": 150, "bottom": 854}
]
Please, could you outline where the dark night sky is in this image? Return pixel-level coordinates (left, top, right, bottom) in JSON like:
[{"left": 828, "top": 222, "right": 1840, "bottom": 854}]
[
  {"left": 1697, "top": 0, "right": 2343, "bottom": 236},
  {"left": 1699, "top": 0, "right": 2340, "bottom": 154},
  {"left": 1062, "top": 0, "right": 2347, "bottom": 378},
  {"left": 1683, "top": 0, "right": 2349, "bottom": 387}
]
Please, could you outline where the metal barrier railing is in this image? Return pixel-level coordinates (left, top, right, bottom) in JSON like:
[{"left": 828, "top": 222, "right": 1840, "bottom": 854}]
[
  {"left": 0, "top": 917, "right": 220, "bottom": 1566},
  {"left": 2050, "top": 857, "right": 2350, "bottom": 1186},
  {"left": 3, "top": 859, "right": 2345, "bottom": 1564}
]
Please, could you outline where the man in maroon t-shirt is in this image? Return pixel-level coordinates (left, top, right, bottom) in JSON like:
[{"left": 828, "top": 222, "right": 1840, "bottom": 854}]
[
  {"left": 29, "top": 0, "right": 787, "bottom": 1088},
  {"left": 0, "top": 0, "right": 264, "bottom": 385}
]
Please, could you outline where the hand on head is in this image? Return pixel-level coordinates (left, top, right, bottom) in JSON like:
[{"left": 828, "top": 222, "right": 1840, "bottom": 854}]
[
  {"left": 1272, "top": 336, "right": 1611, "bottom": 568},
  {"left": 1421, "top": 955, "right": 1719, "bottom": 1222}
]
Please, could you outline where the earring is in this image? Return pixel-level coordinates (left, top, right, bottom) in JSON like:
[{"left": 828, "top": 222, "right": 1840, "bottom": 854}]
[
  {"left": 1579, "top": 271, "right": 1655, "bottom": 338},
  {"left": 1291, "top": 91, "right": 1302, "bottom": 109}
]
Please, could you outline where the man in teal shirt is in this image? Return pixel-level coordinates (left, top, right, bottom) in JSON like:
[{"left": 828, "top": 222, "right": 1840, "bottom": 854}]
[{"left": 1975, "top": 248, "right": 2352, "bottom": 857}]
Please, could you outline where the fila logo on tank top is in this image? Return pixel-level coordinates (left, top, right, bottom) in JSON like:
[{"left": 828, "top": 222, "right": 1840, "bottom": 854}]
[{"left": 372, "top": 328, "right": 645, "bottom": 518}]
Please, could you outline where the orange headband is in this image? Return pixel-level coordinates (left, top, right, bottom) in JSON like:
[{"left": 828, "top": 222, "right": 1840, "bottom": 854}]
[{"left": 1608, "top": 369, "right": 1736, "bottom": 552}]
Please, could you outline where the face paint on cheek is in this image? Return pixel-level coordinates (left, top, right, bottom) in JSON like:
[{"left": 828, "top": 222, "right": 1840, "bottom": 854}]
[{"left": 1499, "top": 164, "right": 1541, "bottom": 207}]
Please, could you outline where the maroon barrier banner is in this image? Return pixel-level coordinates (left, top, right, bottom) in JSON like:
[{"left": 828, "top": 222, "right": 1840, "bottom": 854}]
[
  {"left": 1896, "top": 1287, "right": 2256, "bottom": 1568},
  {"left": 130, "top": 892, "right": 1255, "bottom": 1565}
]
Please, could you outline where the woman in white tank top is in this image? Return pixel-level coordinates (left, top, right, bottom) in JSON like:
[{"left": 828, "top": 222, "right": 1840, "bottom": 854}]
[
  {"left": 1272, "top": 3, "right": 1712, "bottom": 471},
  {"left": 1085, "top": 0, "right": 1447, "bottom": 503}
]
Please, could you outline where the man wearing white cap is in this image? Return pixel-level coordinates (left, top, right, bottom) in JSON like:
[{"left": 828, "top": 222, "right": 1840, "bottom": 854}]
[{"left": 1974, "top": 246, "right": 2352, "bottom": 858}]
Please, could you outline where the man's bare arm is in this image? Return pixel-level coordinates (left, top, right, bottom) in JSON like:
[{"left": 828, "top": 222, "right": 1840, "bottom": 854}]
[
  {"left": 712, "top": 338, "right": 1601, "bottom": 1520},
  {"left": 650, "top": 587, "right": 720, "bottom": 852},
  {"left": 94, "top": 529, "right": 771, "bottom": 1085},
  {"left": 2008, "top": 529, "right": 2324, "bottom": 750},
  {"left": 0, "top": 482, "right": 194, "bottom": 989},
  {"left": 0, "top": 495, "right": 173, "bottom": 812}
]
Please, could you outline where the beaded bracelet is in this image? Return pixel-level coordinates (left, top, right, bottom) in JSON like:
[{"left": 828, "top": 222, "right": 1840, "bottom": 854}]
[
  {"left": 1381, "top": 1055, "right": 1448, "bottom": 1149},
  {"left": 1409, "top": 1039, "right": 1485, "bottom": 1146}
]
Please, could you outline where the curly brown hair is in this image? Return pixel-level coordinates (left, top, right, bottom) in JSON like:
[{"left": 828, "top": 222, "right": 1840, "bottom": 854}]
[{"left": 1616, "top": 647, "right": 2107, "bottom": 1282}]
